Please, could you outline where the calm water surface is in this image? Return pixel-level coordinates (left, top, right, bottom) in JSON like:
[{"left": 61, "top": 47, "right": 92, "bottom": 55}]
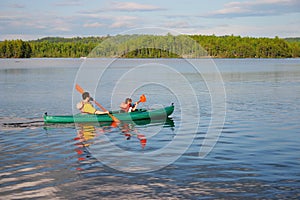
[{"left": 0, "top": 58, "right": 300, "bottom": 199}]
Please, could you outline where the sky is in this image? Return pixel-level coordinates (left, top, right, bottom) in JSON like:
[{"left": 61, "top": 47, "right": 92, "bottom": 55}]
[{"left": 0, "top": 0, "right": 300, "bottom": 40}]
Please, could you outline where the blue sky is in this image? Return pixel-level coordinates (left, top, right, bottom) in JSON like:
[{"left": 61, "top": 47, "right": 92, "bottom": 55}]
[{"left": 1, "top": 0, "right": 299, "bottom": 40}]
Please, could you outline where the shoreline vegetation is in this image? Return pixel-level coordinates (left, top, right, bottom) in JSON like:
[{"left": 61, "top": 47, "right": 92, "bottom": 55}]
[{"left": 0, "top": 34, "right": 299, "bottom": 58}]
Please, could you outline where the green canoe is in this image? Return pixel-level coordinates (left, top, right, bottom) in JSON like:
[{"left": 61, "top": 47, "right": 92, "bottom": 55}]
[{"left": 44, "top": 104, "right": 174, "bottom": 123}]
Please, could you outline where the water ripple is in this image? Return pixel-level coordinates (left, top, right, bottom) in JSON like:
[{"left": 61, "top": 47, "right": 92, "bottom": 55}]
[{"left": 1, "top": 59, "right": 300, "bottom": 199}]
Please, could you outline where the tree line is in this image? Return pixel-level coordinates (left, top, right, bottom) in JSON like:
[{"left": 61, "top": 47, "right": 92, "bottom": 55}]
[
  {"left": 0, "top": 39, "right": 32, "bottom": 58},
  {"left": 0, "top": 35, "right": 299, "bottom": 58}
]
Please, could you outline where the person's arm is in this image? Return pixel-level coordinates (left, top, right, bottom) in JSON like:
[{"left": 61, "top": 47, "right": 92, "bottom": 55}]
[
  {"left": 95, "top": 110, "right": 109, "bottom": 115},
  {"left": 76, "top": 102, "right": 84, "bottom": 111},
  {"left": 131, "top": 102, "right": 139, "bottom": 111}
]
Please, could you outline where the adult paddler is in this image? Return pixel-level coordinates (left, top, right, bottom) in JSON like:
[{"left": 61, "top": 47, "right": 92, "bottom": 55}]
[{"left": 76, "top": 92, "right": 109, "bottom": 115}]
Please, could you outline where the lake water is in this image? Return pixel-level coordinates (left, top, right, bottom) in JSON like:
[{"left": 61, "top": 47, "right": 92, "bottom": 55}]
[{"left": 1, "top": 58, "right": 300, "bottom": 199}]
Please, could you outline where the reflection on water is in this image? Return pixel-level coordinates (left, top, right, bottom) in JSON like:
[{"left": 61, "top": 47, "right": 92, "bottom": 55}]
[
  {"left": 1, "top": 58, "right": 300, "bottom": 199},
  {"left": 71, "top": 118, "right": 174, "bottom": 173},
  {"left": 73, "top": 117, "right": 175, "bottom": 151},
  {"left": 0, "top": 162, "right": 59, "bottom": 199},
  {"left": 0, "top": 117, "right": 176, "bottom": 199}
]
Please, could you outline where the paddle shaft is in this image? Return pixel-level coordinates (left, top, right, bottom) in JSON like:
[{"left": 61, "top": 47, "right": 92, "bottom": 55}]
[
  {"left": 75, "top": 84, "right": 120, "bottom": 123},
  {"left": 94, "top": 100, "right": 120, "bottom": 123}
]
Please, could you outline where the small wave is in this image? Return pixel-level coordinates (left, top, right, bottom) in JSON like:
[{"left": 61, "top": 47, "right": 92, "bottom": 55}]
[{"left": 0, "top": 117, "right": 45, "bottom": 130}]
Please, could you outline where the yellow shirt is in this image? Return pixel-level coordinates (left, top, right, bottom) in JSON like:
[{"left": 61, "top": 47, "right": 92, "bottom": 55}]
[{"left": 81, "top": 102, "right": 97, "bottom": 114}]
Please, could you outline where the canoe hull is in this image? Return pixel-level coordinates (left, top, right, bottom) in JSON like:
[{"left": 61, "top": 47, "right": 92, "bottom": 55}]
[{"left": 44, "top": 105, "right": 174, "bottom": 123}]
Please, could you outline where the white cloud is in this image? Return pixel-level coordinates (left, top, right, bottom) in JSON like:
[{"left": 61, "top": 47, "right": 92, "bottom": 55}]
[
  {"left": 205, "top": 0, "right": 300, "bottom": 18},
  {"left": 54, "top": 0, "right": 83, "bottom": 7},
  {"left": 10, "top": 3, "right": 26, "bottom": 8},
  {"left": 1, "top": 0, "right": 299, "bottom": 40},
  {"left": 52, "top": 26, "right": 71, "bottom": 32},
  {"left": 0, "top": 12, "right": 46, "bottom": 30},
  {"left": 0, "top": 10, "right": 73, "bottom": 34},
  {"left": 109, "top": 16, "right": 137, "bottom": 28},
  {"left": 83, "top": 22, "right": 105, "bottom": 28},
  {"left": 0, "top": 34, "right": 40, "bottom": 41},
  {"left": 109, "top": 1, "right": 164, "bottom": 12},
  {"left": 0, "top": 14, "right": 20, "bottom": 21},
  {"left": 78, "top": 10, "right": 139, "bottom": 29},
  {"left": 110, "top": 21, "right": 132, "bottom": 28},
  {"left": 166, "top": 21, "right": 191, "bottom": 28},
  {"left": 187, "top": 22, "right": 300, "bottom": 38}
]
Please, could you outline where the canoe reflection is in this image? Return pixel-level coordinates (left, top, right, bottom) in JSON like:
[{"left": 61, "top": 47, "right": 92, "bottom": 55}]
[
  {"left": 74, "top": 117, "right": 174, "bottom": 147},
  {"left": 73, "top": 117, "right": 174, "bottom": 168}
]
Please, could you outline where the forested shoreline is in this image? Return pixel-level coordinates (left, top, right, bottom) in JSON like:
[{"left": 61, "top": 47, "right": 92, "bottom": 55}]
[{"left": 0, "top": 34, "right": 299, "bottom": 58}]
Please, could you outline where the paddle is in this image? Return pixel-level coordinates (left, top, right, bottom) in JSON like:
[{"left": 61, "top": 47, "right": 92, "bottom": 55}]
[
  {"left": 130, "top": 94, "right": 146, "bottom": 112},
  {"left": 75, "top": 84, "right": 147, "bottom": 148},
  {"left": 75, "top": 84, "right": 120, "bottom": 123},
  {"left": 135, "top": 94, "right": 147, "bottom": 148},
  {"left": 138, "top": 94, "right": 146, "bottom": 103}
]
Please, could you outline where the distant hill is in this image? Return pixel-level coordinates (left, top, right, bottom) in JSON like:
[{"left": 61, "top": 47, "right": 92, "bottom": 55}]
[
  {"left": 1, "top": 35, "right": 300, "bottom": 58},
  {"left": 31, "top": 36, "right": 106, "bottom": 43}
]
